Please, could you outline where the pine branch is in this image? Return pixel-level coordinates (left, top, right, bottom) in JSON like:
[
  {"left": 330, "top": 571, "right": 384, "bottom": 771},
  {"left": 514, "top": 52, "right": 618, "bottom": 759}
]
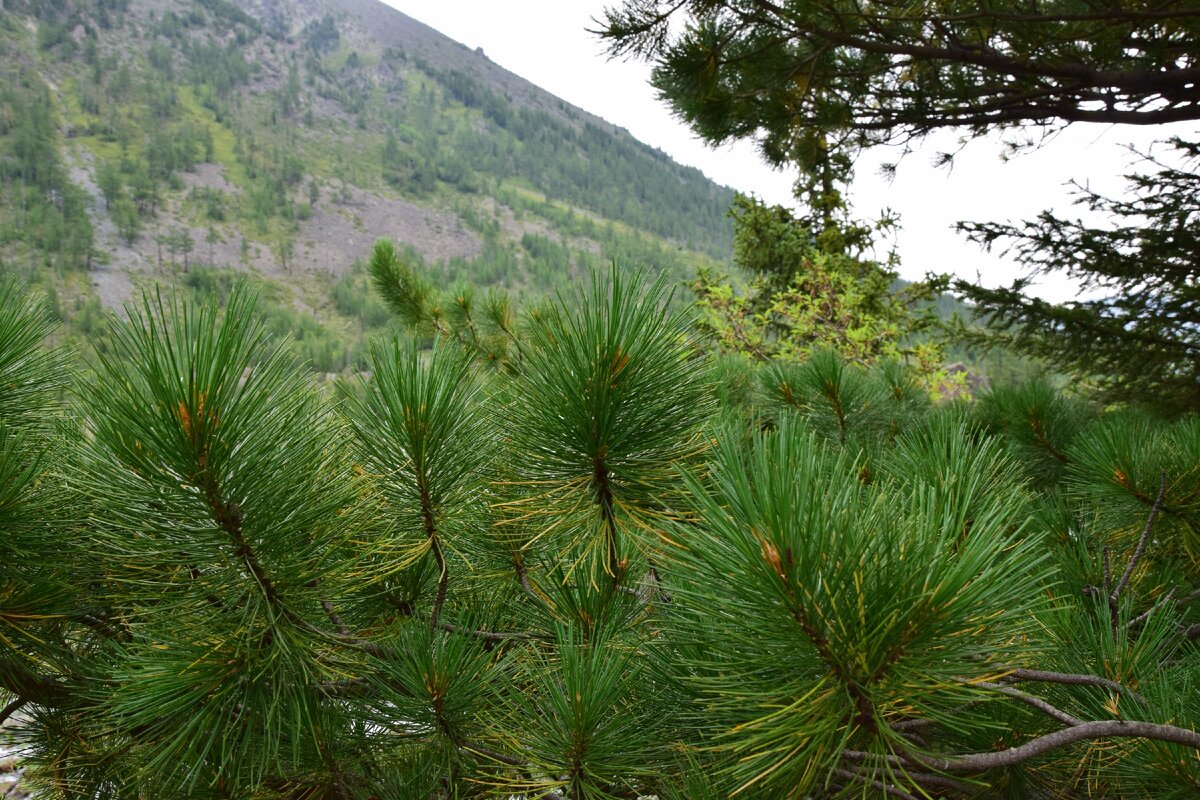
[
  {"left": 437, "top": 622, "right": 543, "bottom": 643},
  {"left": 1127, "top": 587, "right": 1176, "bottom": 630},
  {"left": 418, "top": 473, "right": 449, "bottom": 633},
  {"left": 0, "top": 698, "right": 25, "bottom": 727},
  {"left": 971, "top": 681, "right": 1084, "bottom": 727},
  {"left": 1111, "top": 469, "right": 1168, "bottom": 606},
  {"left": 832, "top": 767, "right": 920, "bottom": 800},
  {"left": 849, "top": 718, "right": 1200, "bottom": 772},
  {"left": 459, "top": 739, "right": 524, "bottom": 767},
  {"left": 320, "top": 600, "right": 351, "bottom": 638},
  {"left": 1002, "top": 668, "right": 1147, "bottom": 705}
]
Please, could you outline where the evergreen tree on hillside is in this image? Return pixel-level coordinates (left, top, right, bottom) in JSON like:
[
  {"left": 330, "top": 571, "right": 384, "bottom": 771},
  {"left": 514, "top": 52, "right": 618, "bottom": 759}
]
[
  {"left": 955, "top": 139, "right": 1200, "bottom": 414},
  {"left": 599, "top": 0, "right": 1200, "bottom": 411}
]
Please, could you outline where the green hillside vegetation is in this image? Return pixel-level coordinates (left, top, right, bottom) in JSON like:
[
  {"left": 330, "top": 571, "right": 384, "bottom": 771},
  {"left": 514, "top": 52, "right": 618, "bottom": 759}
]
[
  {"left": 0, "top": 0, "right": 734, "bottom": 369},
  {"left": 5, "top": 1, "right": 1200, "bottom": 796}
]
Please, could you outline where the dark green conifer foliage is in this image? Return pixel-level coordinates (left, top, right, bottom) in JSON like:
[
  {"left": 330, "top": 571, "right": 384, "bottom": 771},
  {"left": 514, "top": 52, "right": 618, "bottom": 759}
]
[
  {"left": 3, "top": 272, "right": 1200, "bottom": 800},
  {"left": 955, "top": 140, "right": 1200, "bottom": 415}
]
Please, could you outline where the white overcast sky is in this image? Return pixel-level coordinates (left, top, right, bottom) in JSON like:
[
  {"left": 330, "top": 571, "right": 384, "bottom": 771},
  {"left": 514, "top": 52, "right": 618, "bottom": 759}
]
[{"left": 381, "top": 0, "right": 1193, "bottom": 302}]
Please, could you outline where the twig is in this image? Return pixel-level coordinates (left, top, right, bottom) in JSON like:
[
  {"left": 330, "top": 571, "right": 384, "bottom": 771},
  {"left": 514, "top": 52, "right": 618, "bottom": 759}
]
[
  {"left": 459, "top": 739, "right": 523, "bottom": 766},
  {"left": 832, "top": 767, "right": 920, "bottom": 800},
  {"left": 1111, "top": 470, "right": 1168, "bottom": 606},
  {"left": 437, "top": 622, "right": 543, "bottom": 643},
  {"left": 1003, "top": 668, "right": 1147, "bottom": 705},
  {"left": 972, "top": 681, "right": 1084, "bottom": 727},
  {"left": 1127, "top": 587, "right": 1175, "bottom": 630},
  {"left": 0, "top": 697, "right": 26, "bottom": 727},
  {"left": 426, "top": 514, "right": 449, "bottom": 633},
  {"left": 514, "top": 555, "right": 538, "bottom": 601},
  {"left": 893, "top": 770, "right": 973, "bottom": 794},
  {"left": 321, "top": 600, "right": 351, "bottom": 637},
  {"left": 892, "top": 676, "right": 1086, "bottom": 735},
  {"left": 848, "top": 719, "right": 1200, "bottom": 772},
  {"left": 1102, "top": 547, "right": 1112, "bottom": 597}
]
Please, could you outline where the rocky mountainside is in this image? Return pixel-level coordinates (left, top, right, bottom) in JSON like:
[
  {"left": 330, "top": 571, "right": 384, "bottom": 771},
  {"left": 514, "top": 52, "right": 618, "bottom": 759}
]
[{"left": 0, "top": 0, "right": 736, "bottom": 369}]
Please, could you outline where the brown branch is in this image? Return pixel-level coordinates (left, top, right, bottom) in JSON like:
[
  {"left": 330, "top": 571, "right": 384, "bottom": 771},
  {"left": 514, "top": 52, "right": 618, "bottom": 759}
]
[
  {"left": 937, "top": 720, "right": 1200, "bottom": 772},
  {"left": 0, "top": 698, "right": 26, "bottom": 727},
  {"left": 1112, "top": 470, "right": 1169, "bottom": 606},
  {"left": 199, "top": 466, "right": 283, "bottom": 610},
  {"left": 853, "top": 719, "right": 1200, "bottom": 774},
  {"left": 459, "top": 739, "right": 524, "bottom": 767},
  {"left": 418, "top": 475, "right": 449, "bottom": 632},
  {"left": 437, "top": 621, "right": 543, "bottom": 643},
  {"left": 832, "top": 767, "right": 920, "bottom": 800},
  {"left": 972, "top": 681, "right": 1084, "bottom": 727},
  {"left": 320, "top": 600, "right": 351, "bottom": 638},
  {"left": 1003, "top": 668, "right": 1146, "bottom": 705},
  {"left": 1128, "top": 587, "right": 1176, "bottom": 630},
  {"left": 593, "top": 452, "right": 624, "bottom": 586},
  {"left": 892, "top": 770, "right": 973, "bottom": 794},
  {"left": 514, "top": 554, "right": 537, "bottom": 600}
]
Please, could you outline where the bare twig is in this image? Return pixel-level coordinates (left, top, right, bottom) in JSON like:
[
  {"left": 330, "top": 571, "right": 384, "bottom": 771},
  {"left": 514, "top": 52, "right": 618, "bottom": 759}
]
[
  {"left": 1003, "top": 668, "right": 1147, "bottom": 705},
  {"left": 0, "top": 697, "right": 26, "bottom": 727},
  {"left": 459, "top": 739, "right": 524, "bottom": 766},
  {"left": 1127, "top": 588, "right": 1176, "bottom": 630},
  {"left": 832, "top": 767, "right": 920, "bottom": 800},
  {"left": 437, "top": 622, "right": 543, "bottom": 643},
  {"left": 892, "top": 676, "right": 1086, "bottom": 734},
  {"left": 422, "top": 482, "right": 449, "bottom": 632},
  {"left": 321, "top": 600, "right": 351, "bottom": 637},
  {"left": 1112, "top": 470, "right": 1168, "bottom": 606},
  {"left": 972, "top": 681, "right": 1084, "bottom": 727},
  {"left": 1102, "top": 547, "right": 1112, "bottom": 597},
  {"left": 514, "top": 555, "right": 538, "bottom": 601},
  {"left": 848, "top": 719, "right": 1200, "bottom": 772},
  {"left": 893, "top": 770, "right": 973, "bottom": 794}
]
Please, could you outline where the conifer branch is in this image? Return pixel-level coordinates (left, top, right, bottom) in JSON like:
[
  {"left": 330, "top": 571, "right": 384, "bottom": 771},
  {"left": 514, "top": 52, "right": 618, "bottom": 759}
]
[
  {"left": 1002, "top": 668, "right": 1146, "bottom": 705},
  {"left": 437, "top": 622, "right": 543, "bottom": 643},
  {"left": 459, "top": 739, "right": 524, "bottom": 766},
  {"left": 1127, "top": 587, "right": 1175, "bottom": 630},
  {"left": 320, "top": 600, "right": 351, "bottom": 638},
  {"left": 972, "top": 681, "right": 1084, "bottom": 727},
  {"left": 849, "top": 718, "right": 1200, "bottom": 772},
  {"left": 832, "top": 768, "right": 920, "bottom": 800},
  {"left": 418, "top": 474, "right": 449, "bottom": 632},
  {"left": 593, "top": 453, "right": 624, "bottom": 586},
  {"left": 1111, "top": 469, "right": 1168, "bottom": 606},
  {"left": 0, "top": 698, "right": 26, "bottom": 727}
]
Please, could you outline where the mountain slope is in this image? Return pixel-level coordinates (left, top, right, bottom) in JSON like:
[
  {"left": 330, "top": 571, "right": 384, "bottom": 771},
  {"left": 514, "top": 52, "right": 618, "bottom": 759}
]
[{"left": 0, "top": 0, "right": 736, "bottom": 368}]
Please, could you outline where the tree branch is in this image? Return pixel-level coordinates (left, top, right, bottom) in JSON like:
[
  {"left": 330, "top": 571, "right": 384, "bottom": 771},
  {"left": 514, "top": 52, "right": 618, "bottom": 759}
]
[
  {"left": 437, "top": 622, "right": 543, "bottom": 643},
  {"left": 850, "top": 718, "right": 1200, "bottom": 772},
  {"left": 1003, "top": 668, "right": 1146, "bottom": 705},
  {"left": 832, "top": 767, "right": 920, "bottom": 800},
  {"left": 1112, "top": 470, "right": 1168, "bottom": 606},
  {"left": 972, "top": 681, "right": 1084, "bottom": 727},
  {"left": 0, "top": 698, "right": 26, "bottom": 727}
]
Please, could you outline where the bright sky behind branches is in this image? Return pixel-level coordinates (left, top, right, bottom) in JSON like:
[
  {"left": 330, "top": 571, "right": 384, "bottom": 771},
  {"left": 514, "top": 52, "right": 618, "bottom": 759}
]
[{"left": 383, "top": 0, "right": 1193, "bottom": 302}]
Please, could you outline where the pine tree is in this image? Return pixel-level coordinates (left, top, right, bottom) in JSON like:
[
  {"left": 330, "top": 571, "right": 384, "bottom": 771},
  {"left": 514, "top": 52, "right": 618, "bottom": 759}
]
[{"left": 2, "top": 270, "right": 1200, "bottom": 799}]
